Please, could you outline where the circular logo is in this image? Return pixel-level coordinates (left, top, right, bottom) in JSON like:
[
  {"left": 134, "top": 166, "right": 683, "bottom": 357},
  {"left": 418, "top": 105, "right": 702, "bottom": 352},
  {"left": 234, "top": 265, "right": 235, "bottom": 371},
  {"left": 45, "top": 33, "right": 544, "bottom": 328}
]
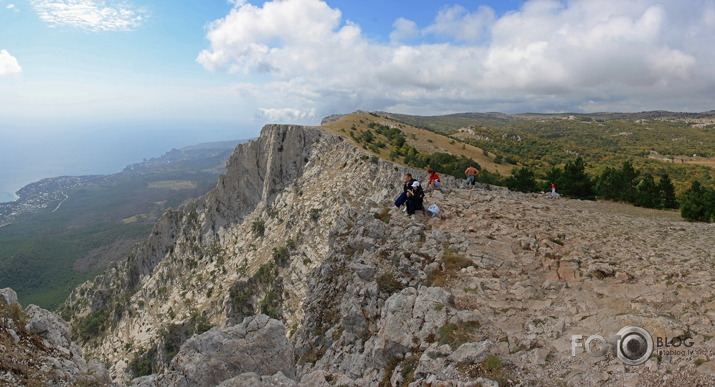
[{"left": 616, "top": 326, "right": 653, "bottom": 366}]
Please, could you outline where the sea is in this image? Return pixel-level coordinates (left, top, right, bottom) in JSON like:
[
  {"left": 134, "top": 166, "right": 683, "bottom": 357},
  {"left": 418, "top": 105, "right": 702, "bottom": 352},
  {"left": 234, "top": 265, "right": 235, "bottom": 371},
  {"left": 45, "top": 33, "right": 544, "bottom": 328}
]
[{"left": 0, "top": 124, "right": 252, "bottom": 203}]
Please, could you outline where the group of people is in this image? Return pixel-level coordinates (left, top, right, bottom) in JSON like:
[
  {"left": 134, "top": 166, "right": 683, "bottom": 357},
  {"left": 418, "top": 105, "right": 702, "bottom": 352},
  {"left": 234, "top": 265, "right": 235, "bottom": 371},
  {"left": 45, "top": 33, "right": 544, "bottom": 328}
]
[
  {"left": 394, "top": 165, "right": 480, "bottom": 215},
  {"left": 394, "top": 173, "right": 425, "bottom": 215},
  {"left": 395, "top": 164, "right": 560, "bottom": 216}
]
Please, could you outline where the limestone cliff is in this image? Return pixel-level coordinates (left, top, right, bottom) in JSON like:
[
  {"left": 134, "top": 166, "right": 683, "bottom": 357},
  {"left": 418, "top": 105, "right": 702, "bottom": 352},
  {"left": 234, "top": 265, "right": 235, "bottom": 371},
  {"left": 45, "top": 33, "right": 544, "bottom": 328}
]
[
  {"left": 61, "top": 123, "right": 715, "bottom": 386},
  {"left": 0, "top": 288, "right": 110, "bottom": 386}
]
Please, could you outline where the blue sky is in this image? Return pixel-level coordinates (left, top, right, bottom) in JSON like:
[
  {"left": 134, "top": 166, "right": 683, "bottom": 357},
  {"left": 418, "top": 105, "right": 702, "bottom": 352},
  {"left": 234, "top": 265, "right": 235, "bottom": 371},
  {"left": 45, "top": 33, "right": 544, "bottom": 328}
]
[
  {"left": 2, "top": 0, "right": 715, "bottom": 131},
  {"left": 1, "top": 0, "right": 715, "bottom": 200}
]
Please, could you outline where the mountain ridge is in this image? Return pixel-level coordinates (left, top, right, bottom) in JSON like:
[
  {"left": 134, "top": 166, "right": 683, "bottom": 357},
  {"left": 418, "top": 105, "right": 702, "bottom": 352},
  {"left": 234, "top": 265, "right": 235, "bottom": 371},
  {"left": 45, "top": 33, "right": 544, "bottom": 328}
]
[{"left": 59, "top": 120, "right": 715, "bottom": 385}]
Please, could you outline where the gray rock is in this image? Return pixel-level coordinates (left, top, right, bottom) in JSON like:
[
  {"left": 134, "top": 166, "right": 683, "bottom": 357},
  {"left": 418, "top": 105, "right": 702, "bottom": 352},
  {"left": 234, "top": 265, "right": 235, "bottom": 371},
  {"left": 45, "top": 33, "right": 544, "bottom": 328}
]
[
  {"left": 87, "top": 359, "right": 112, "bottom": 385},
  {"left": 135, "top": 315, "right": 296, "bottom": 387},
  {"left": 447, "top": 340, "right": 492, "bottom": 363},
  {"left": 298, "top": 370, "right": 336, "bottom": 386},
  {"left": 351, "top": 261, "right": 376, "bottom": 281},
  {"left": 0, "top": 287, "right": 18, "bottom": 306},
  {"left": 25, "top": 304, "right": 72, "bottom": 350},
  {"left": 219, "top": 371, "right": 297, "bottom": 386}
]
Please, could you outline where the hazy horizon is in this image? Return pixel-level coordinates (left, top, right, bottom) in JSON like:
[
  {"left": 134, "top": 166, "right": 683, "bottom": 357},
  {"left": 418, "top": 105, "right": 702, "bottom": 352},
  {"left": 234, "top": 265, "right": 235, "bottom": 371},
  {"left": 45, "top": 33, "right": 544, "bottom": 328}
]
[{"left": 0, "top": 123, "right": 255, "bottom": 203}]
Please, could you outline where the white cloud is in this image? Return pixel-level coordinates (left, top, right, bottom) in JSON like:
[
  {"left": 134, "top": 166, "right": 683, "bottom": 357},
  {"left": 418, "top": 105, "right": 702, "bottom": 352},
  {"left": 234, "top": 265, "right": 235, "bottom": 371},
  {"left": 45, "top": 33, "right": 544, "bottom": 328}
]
[
  {"left": 30, "top": 0, "right": 147, "bottom": 31},
  {"left": 390, "top": 18, "right": 419, "bottom": 43},
  {"left": 423, "top": 4, "right": 495, "bottom": 42},
  {"left": 0, "top": 50, "right": 22, "bottom": 76},
  {"left": 199, "top": 0, "right": 715, "bottom": 120},
  {"left": 258, "top": 107, "right": 318, "bottom": 122}
]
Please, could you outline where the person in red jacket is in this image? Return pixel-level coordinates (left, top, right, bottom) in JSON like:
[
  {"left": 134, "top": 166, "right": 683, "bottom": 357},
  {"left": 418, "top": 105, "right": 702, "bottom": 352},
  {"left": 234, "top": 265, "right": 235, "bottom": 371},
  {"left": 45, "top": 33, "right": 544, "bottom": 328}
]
[{"left": 426, "top": 169, "right": 441, "bottom": 192}]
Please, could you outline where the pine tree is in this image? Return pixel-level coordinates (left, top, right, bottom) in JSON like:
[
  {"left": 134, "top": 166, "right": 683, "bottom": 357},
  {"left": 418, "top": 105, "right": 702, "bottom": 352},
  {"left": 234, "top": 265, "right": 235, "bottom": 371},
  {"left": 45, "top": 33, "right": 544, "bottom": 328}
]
[
  {"left": 595, "top": 166, "right": 621, "bottom": 200},
  {"left": 595, "top": 160, "right": 640, "bottom": 203},
  {"left": 618, "top": 160, "right": 640, "bottom": 203},
  {"left": 560, "top": 157, "right": 595, "bottom": 200},
  {"left": 634, "top": 174, "right": 662, "bottom": 208},
  {"left": 658, "top": 173, "right": 678, "bottom": 209},
  {"left": 680, "top": 181, "right": 715, "bottom": 222},
  {"left": 505, "top": 167, "right": 539, "bottom": 193}
]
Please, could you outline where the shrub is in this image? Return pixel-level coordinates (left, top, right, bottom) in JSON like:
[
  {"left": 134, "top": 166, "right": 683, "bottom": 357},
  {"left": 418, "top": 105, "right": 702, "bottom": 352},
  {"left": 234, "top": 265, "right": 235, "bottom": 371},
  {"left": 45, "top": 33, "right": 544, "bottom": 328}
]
[
  {"left": 374, "top": 207, "right": 391, "bottom": 224},
  {"left": 74, "top": 306, "right": 111, "bottom": 342},
  {"left": 129, "top": 348, "right": 156, "bottom": 377},
  {"left": 438, "top": 320, "right": 480, "bottom": 348},
  {"left": 425, "top": 250, "right": 475, "bottom": 287},
  {"left": 251, "top": 220, "right": 265, "bottom": 237},
  {"left": 258, "top": 291, "right": 281, "bottom": 319},
  {"left": 376, "top": 272, "right": 404, "bottom": 295},
  {"left": 272, "top": 246, "right": 290, "bottom": 267}
]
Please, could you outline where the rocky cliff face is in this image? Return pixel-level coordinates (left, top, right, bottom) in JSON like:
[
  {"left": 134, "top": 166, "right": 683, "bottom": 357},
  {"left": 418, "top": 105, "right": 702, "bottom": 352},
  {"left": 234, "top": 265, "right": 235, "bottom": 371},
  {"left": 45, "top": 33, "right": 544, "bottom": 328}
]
[
  {"left": 0, "top": 288, "right": 110, "bottom": 386},
  {"left": 61, "top": 124, "right": 715, "bottom": 386}
]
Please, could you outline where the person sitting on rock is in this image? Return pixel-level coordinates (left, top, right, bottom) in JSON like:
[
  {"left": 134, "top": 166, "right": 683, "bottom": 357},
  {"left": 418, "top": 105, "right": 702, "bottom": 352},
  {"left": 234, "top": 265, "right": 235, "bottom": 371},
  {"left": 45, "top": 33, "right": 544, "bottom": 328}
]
[
  {"left": 395, "top": 173, "right": 417, "bottom": 208},
  {"left": 425, "top": 169, "right": 441, "bottom": 192},
  {"left": 405, "top": 181, "right": 425, "bottom": 216}
]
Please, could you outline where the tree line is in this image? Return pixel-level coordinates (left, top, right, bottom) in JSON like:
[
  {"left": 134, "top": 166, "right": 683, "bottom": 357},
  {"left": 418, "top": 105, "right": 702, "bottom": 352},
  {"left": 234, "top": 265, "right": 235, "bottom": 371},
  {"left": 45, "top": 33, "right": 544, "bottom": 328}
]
[
  {"left": 504, "top": 157, "right": 714, "bottom": 222},
  {"left": 349, "top": 121, "right": 713, "bottom": 223}
]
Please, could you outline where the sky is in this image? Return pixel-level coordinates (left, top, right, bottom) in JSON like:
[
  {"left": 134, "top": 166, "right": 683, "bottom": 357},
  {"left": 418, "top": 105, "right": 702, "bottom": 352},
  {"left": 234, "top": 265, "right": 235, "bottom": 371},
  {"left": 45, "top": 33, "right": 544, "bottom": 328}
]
[{"left": 1, "top": 0, "right": 715, "bottom": 199}]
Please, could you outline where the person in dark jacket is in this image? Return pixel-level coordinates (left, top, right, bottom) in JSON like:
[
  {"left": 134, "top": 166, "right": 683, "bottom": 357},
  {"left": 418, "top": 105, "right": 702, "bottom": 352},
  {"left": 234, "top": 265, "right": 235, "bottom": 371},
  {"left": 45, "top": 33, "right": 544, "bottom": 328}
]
[
  {"left": 395, "top": 173, "right": 417, "bottom": 208},
  {"left": 405, "top": 180, "right": 425, "bottom": 216}
]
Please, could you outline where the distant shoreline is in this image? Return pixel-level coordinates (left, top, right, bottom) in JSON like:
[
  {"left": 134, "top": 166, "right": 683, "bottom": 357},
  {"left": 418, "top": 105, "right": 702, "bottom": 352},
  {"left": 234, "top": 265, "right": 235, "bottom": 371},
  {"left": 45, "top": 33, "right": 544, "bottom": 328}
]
[{"left": 0, "top": 192, "right": 19, "bottom": 204}]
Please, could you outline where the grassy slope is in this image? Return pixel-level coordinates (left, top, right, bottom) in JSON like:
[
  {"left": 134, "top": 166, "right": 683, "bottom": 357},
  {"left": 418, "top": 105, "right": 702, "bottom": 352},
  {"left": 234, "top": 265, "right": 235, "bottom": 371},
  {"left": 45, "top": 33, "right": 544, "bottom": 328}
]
[
  {"left": 318, "top": 112, "right": 513, "bottom": 176},
  {"left": 371, "top": 112, "right": 715, "bottom": 194}
]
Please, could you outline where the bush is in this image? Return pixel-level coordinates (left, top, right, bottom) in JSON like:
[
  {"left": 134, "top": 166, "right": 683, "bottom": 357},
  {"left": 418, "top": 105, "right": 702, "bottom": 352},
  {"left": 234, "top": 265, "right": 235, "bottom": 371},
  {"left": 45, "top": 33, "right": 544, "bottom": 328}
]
[
  {"left": 272, "top": 246, "right": 290, "bottom": 266},
  {"left": 505, "top": 167, "right": 539, "bottom": 193},
  {"left": 438, "top": 321, "right": 480, "bottom": 348},
  {"left": 258, "top": 291, "right": 281, "bottom": 319},
  {"left": 251, "top": 220, "right": 265, "bottom": 237},
  {"left": 376, "top": 272, "right": 404, "bottom": 295},
  {"left": 680, "top": 181, "right": 715, "bottom": 222},
  {"left": 130, "top": 348, "right": 156, "bottom": 377},
  {"left": 74, "top": 306, "right": 110, "bottom": 342}
]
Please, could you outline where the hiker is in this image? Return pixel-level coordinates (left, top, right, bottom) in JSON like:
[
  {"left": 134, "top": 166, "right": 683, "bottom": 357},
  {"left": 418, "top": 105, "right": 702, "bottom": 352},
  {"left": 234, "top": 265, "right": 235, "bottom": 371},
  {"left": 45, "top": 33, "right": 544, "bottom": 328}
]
[
  {"left": 394, "top": 173, "right": 417, "bottom": 208},
  {"left": 425, "top": 169, "right": 441, "bottom": 192},
  {"left": 551, "top": 183, "right": 557, "bottom": 196},
  {"left": 405, "top": 181, "right": 425, "bottom": 216},
  {"left": 465, "top": 164, "right": 479, "bottom": 189}
]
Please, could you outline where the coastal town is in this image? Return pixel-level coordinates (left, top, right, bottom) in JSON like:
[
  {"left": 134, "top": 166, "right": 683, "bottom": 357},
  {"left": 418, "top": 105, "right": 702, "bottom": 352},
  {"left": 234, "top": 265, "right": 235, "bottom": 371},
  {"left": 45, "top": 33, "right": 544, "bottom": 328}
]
[{"left": 0, "top": 176, "right": 90, "bottom": 228}]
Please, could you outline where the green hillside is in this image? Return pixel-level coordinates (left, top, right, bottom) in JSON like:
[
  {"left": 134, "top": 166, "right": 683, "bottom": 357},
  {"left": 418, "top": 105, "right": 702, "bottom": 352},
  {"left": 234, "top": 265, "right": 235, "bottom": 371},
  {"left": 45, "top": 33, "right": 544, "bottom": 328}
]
[
  {"left": 0, "top": 142, "right": 240, "bottom": 309},
  {"left": 382, "top": 111, "right": 715, "bottom": 194}
]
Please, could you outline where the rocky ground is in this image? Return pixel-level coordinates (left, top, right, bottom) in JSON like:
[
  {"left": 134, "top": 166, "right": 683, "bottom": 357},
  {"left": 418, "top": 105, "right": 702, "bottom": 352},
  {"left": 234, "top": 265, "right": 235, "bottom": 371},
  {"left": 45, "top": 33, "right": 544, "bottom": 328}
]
[
  {"left": 127, "top": 185, "right": 715, "bottom": 386},
  {"left": 394, "top": 186, "right": 715, "bottom": 386},
  {"left": 0, "top": 288, "right": 110, "bottom": 386}
]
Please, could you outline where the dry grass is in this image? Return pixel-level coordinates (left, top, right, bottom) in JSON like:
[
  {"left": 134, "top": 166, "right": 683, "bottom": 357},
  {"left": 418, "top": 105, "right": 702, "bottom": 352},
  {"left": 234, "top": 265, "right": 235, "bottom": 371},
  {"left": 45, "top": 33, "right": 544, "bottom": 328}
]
[
  {"left": 0, "top": 303, "right": 61, "bottom": 386},
  {"left": 318, "top": 112, "right": 513, "bottom": 175},
  {"left": 425, "top": 249, "right": 476, "bottom": 287}
]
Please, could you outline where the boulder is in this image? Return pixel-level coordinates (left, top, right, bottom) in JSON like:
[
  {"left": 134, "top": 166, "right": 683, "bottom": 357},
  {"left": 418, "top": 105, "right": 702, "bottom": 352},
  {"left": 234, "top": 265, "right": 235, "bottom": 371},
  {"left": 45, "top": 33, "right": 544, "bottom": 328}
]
[
  {"left": 0, "top": 287, "right": 18, "bottom": 306},
  {"left": 25, "top": 304, "right": 72, "bottom": 350},
  {"left": 133, "top": 315, "right": 296, "bottom": 387}
]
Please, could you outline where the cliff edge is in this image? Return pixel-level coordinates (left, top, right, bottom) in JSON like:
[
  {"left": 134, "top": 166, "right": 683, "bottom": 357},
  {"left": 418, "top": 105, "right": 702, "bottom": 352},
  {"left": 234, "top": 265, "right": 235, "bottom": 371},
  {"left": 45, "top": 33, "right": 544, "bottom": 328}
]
[{"left": 60, "top": 123, "right": 715, "bottom": 386}]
